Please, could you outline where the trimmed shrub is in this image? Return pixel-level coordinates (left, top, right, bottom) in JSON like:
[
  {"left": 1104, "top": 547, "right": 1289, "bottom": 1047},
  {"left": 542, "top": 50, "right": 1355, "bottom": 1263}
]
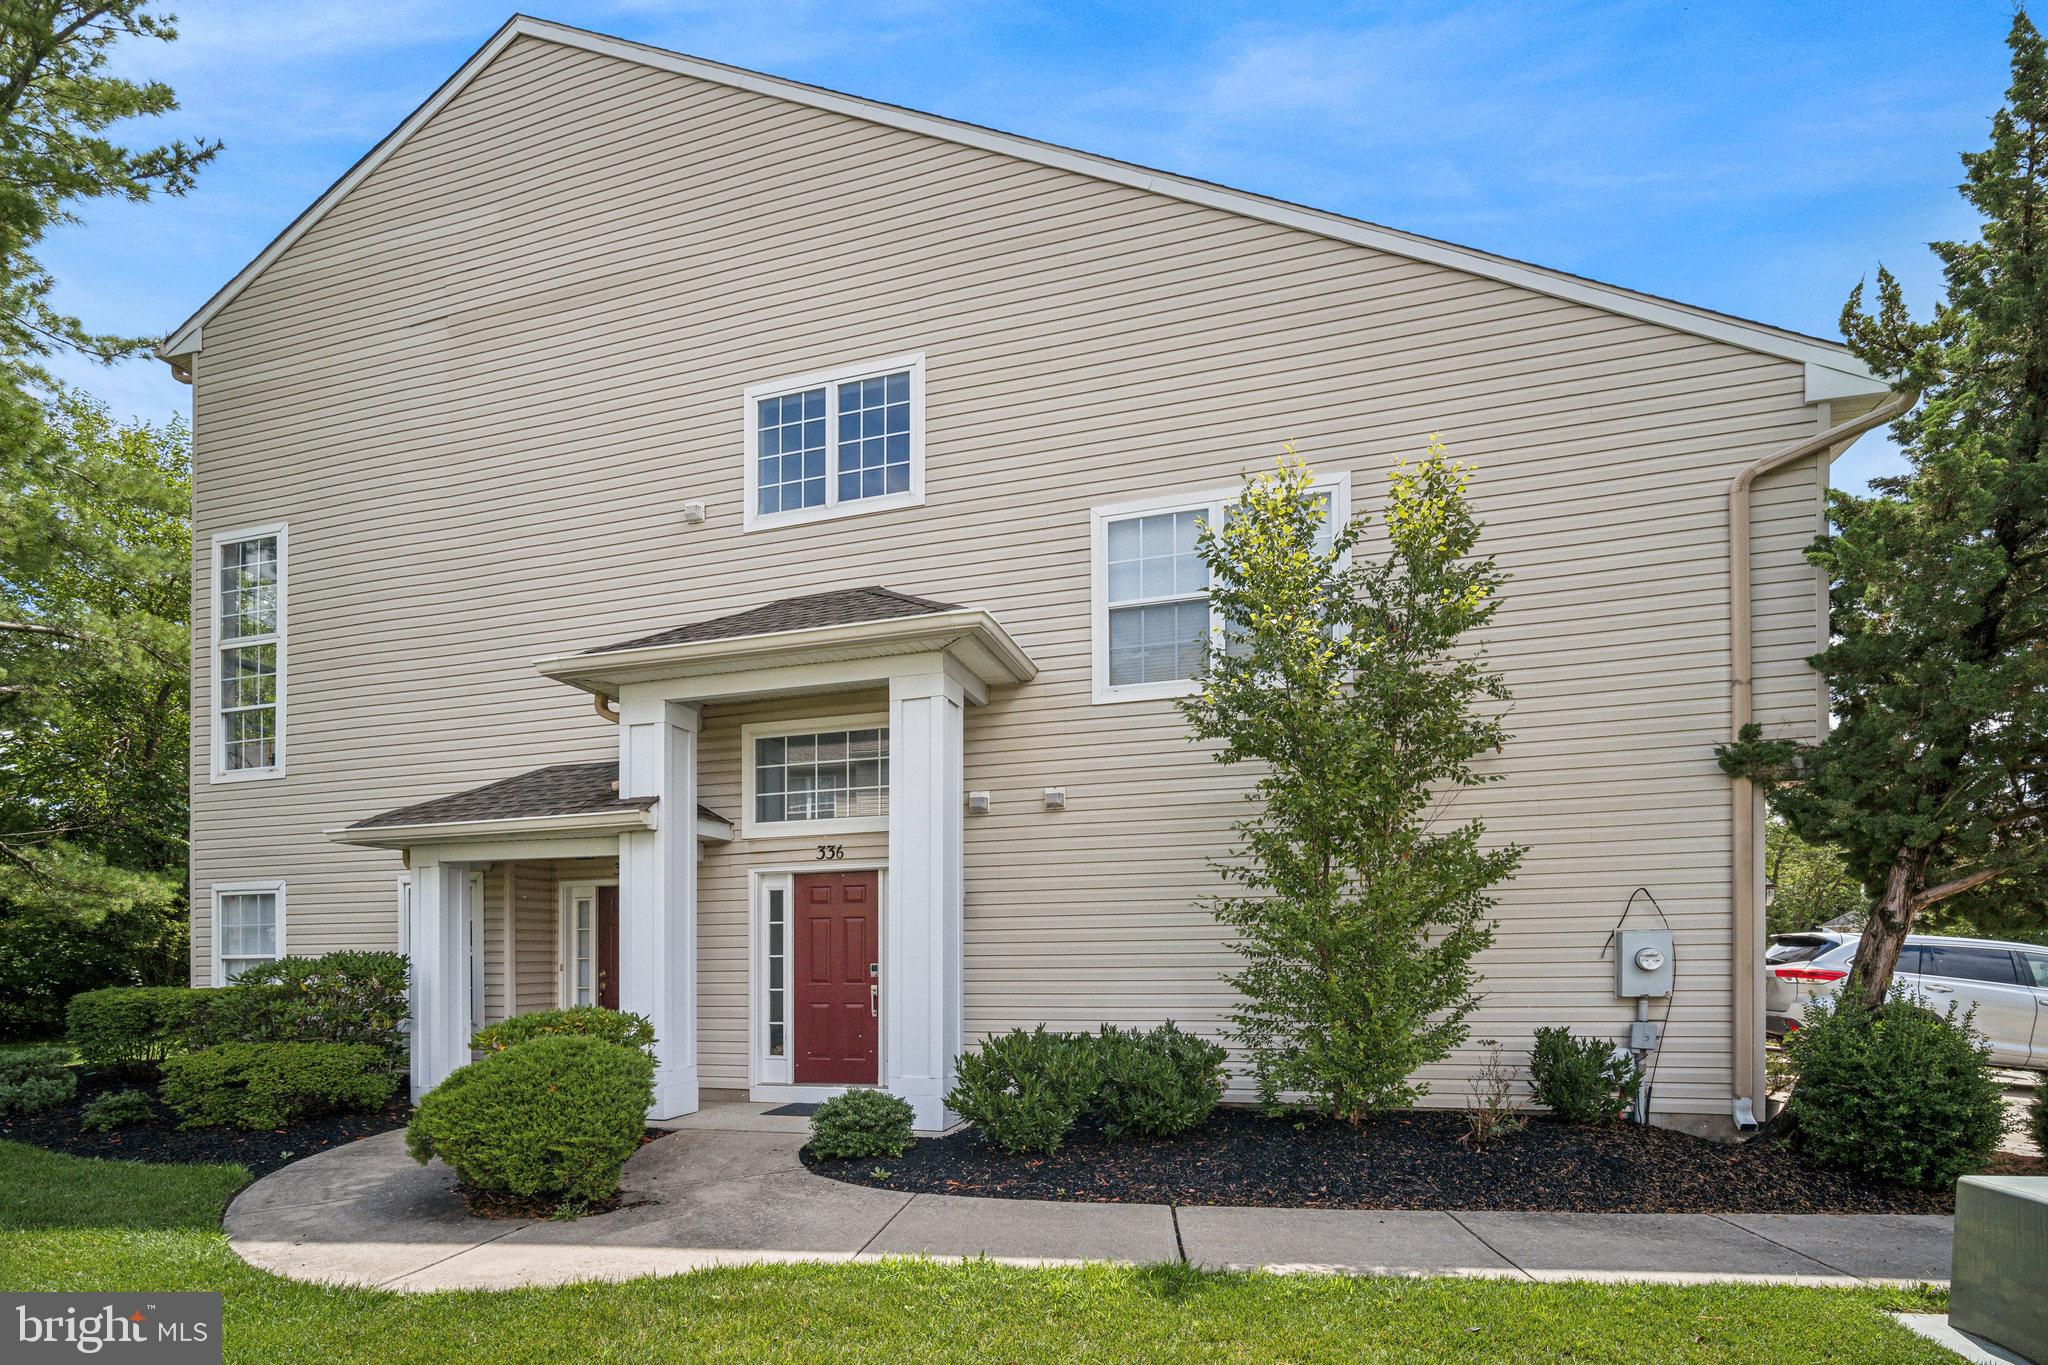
[
  {"left": 79, "top": 1089, "right": 156, "bottom": 1132},
  {"left": 185, "top": 952, "right": 409, "bottom": 1062},
  {"left": 66, "top": 986, "right": 203, "bottom": 1073},
  {"left": 1092, "top": 1022, "right": 1227, "bottom": 1140},
  {"left": 947, "top": 1027, "right": 1100, "bottom": 1155},
  {"left": 0, "top": 1045, "right": 76, "bottom": 1116},
  {"left": 2031, "top": 1081, "right": 2047, "bottom": 1157},
  {"left": 471, "top": 1006, "right": 655, "bottom": 1057},
  {"left": 808, "top": 1089, "right": 916, "bottom": 1160},
  {"left": 160, "top": 1042, "right": 398, "bottom": 1130},
  {"left": 406, "top": 1035, "right": 652, "bottom": 1205},
  {"left": 1529, "top": 1026, "right": 1640, "bottom": 1123},
  {"left": 1785, "top": 994, "right": 2004, "bottom": 1190}
]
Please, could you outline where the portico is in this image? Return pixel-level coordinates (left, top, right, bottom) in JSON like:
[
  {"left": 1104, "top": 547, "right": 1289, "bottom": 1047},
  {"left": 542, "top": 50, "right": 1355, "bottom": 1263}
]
[{"left": 338, "top": 588, "right": 1034, "bottom": 1133}]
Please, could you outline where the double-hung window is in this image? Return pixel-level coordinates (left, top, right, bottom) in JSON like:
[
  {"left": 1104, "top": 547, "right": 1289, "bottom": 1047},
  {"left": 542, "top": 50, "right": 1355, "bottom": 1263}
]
[
  {"left": 1090, "top": 474, "right": 1349, "bottom": 703},
  {"left": 212, "top": 525, "right": 286, "bottom": 779},
  {"left": 215, "top": 882, "right": 283, "bottom": 983},
  {"left": 743, "top": 354, "right": 924, "bottom": 530}
]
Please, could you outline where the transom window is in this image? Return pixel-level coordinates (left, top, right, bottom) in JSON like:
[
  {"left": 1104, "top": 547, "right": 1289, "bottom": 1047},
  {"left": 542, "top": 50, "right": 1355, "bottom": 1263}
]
[
  {"left": 743, "top": 354, "right": 925, "bottom": 530},
  {"left": 215, "top": 885, "right": 282, "bottom": 983},
  {"left": 741, "top": 716, "right": 892, "bottom": 837},
  {"left": 1091, "top": 476, "right": 1348, "bottom": 703},
  {"left": 212, "top": 526, "right": 286, "bottom": 779}
]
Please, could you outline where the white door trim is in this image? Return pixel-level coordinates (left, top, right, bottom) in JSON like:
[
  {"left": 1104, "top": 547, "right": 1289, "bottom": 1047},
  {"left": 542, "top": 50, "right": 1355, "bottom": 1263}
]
[
  {"left": 557, "top": 878, "right": 618, "bottom": 1009},
  {"left": 746, "top": 862, "right": 887, "bottom": 1100}
]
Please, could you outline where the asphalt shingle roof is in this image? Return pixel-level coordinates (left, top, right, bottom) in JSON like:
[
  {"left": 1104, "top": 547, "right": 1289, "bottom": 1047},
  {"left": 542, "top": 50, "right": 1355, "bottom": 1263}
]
[
  {"left": 586, "top": 586, "right": 959, "bottom": 654},
  {"left": 347, "top": 760, "right": 723, "bottom": 830}
]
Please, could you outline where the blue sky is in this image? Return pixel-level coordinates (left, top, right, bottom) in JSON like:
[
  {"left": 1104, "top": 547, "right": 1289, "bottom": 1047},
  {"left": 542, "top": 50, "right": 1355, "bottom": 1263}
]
[{"left": 40, "top": 1, "right": 2020, "bottom": 490}]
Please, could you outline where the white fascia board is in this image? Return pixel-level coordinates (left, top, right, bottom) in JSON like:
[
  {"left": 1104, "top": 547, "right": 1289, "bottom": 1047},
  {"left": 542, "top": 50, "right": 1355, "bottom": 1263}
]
[
  {"left": 533, "top": 608, "right": 1038, "bottom": 696},
  {"left": 1805, "top": 361, "right": 1892, "bottom": 403},
  {"left": 326, "top": 806, "right": 656, "bottom": 849},
  {"left": 159, "top": 16, "right": 1875, "bottom": 386}
]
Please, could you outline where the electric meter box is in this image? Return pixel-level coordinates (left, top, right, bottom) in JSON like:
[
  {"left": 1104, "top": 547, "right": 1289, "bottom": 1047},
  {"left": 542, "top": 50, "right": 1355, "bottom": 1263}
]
[{"left": 1618, "top": 930, "right": 1675, "bottom": 998}]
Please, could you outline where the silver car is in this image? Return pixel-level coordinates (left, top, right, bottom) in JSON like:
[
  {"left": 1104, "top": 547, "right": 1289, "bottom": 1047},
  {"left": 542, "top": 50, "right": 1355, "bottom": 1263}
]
[{"left": 1765, "top": 931, "right": 2048, "bottom": 1069}]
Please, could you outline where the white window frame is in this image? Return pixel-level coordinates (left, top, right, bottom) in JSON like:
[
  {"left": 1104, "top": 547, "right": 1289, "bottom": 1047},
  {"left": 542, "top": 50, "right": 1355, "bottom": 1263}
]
[
  {"left": 739, "top": 712, "right": 892, "bottom": 839},
  {"left": 211, "top": 880, "right": 285, "bottom": 985},
  {"left": 742, "top": 352, "right": 926, "bottom": 532},
  {"left": 1089, "top": 471, "right": 1352, "bottom": 704},
  {"left": 208, "top": 522, "right": 288, "bottom": 782}
]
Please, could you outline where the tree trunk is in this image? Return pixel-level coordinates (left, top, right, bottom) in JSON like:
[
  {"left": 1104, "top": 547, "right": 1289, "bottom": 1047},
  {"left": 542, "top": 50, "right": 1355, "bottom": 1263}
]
[{"left": 1851, "top": 850, "right": 1920, "bottom": 1009}]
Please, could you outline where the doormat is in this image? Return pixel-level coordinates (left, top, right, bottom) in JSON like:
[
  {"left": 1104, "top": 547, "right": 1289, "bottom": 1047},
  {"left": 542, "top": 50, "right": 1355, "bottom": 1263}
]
[{"left": 763, "top": 1102, "right": 823, "bottom": 1117}]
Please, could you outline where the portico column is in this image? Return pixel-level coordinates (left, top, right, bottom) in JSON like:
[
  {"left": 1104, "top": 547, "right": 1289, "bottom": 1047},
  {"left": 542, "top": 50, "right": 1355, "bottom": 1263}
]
[
  {"left": 886, "top": 666, "right": 966, "bottom": 1132},
  {"left": 619, "top": 697, "right": 700, "bottom": 1119},
  {"left": 408, "top": 858, "right": 472, "bottom": 1101}
]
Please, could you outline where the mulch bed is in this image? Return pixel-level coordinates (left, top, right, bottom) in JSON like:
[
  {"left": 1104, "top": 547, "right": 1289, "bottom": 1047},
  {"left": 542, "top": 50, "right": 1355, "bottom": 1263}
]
[
  {"left": 1, "top": 1072, "right": 409, "bottom": 1179},
  {"left": 804, "top": 1107, "right": 1956, "bottom": 1214}
]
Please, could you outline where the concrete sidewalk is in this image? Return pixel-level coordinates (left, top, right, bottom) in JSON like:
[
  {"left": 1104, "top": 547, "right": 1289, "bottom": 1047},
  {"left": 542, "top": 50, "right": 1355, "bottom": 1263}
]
[{"left": 224, "top": 1107, "right": 1955, "bottom": 1293}]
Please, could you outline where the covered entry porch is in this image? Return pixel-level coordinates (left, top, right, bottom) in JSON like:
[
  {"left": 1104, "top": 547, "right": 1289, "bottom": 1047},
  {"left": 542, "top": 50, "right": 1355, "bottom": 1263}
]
[{"left": 334, "top": 588, "right": 1035, "bottom": 1133}]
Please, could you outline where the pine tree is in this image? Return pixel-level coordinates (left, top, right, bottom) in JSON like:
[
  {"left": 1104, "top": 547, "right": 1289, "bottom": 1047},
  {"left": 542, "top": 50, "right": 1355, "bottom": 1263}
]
[{"left": 1718, "top": 14, "right": 2048, "bottom": 1003}]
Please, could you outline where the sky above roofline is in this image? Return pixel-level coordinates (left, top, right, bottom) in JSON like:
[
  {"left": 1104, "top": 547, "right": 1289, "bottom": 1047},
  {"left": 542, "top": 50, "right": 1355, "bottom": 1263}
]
[{"left": 37, "top": 1, "right": 2018, "bottom": 491}]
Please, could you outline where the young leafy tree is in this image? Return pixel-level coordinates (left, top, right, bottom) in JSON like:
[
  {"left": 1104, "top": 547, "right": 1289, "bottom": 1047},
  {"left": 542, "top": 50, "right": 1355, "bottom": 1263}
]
[
  {"left": 1719, "top": 14, "right": 2048, "bottom": 1005},
  {"left": 1764, "top": 818, "right": 1867, "bottom": 937},
  {"left": 1183, "top": 444, "right": 1523, "bottom": 1122}
]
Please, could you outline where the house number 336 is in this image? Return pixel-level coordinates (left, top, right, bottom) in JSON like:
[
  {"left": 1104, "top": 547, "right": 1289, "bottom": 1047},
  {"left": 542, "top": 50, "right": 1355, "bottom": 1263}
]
[{"left": 815, "top": 844, "right": 845, "bottom": 860}]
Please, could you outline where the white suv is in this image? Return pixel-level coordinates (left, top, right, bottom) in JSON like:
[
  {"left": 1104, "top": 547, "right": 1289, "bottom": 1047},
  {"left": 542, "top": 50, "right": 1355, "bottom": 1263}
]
[{"left": 1764, "top": 931, "right": 2048, "bottom": 1069}]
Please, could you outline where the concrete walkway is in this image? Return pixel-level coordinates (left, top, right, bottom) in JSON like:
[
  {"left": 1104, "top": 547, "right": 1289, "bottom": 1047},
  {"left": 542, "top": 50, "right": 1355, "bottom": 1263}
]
[{"left": 224, "top": 1103, "right": 1955, "bottom": 1293}]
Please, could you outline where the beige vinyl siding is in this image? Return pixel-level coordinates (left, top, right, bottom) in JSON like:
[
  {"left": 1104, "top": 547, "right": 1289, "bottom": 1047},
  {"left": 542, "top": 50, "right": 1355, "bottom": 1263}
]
[
  {"left": 188, "top": 34, "right": 1836, "bottom": 1115},
  {"left": 510, "top": 860, "right": 560, "bottom": 1015}
]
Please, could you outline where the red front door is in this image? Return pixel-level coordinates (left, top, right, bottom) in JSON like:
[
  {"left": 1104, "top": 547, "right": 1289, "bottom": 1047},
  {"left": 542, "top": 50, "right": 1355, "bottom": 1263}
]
[
  {"left": 793, "top": 871, "right": 879, "bottom": 1084},
  {"left": 596, "top": 885, "right": 620, "bottom": 1011}
]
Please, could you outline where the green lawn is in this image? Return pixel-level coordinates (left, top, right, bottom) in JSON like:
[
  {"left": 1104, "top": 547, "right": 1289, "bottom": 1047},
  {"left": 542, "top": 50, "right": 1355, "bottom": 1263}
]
[{"left": 0, "top": 1140, "right": 1952, "bottom": 1363}]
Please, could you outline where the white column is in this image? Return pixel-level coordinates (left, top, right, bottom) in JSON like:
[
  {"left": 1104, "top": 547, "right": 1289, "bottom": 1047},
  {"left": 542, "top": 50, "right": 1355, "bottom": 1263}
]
[
  {"left": 408, "top": 859, "right": 473, "bottom": 1101},
  {"left": 885, "top": 666, "right": 966, "bottom": 1132},
  {"left": 619, "top": 697, "right": 700, "bottom": 1119}
]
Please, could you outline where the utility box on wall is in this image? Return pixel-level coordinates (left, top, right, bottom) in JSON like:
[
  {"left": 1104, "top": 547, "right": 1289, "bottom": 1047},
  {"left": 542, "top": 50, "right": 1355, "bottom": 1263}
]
[{"left": 1618, "top": 930, "right": 1674, "bottom": 998}]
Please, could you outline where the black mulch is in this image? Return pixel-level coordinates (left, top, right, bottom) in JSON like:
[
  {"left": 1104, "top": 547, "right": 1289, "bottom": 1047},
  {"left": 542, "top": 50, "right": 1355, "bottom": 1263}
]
[
  {"left": 1, "top": 1073, "right": 410, "bottom": 1179},
  {"left": 803, "top": 1107, "right": 1955, "bottom": 1214}
]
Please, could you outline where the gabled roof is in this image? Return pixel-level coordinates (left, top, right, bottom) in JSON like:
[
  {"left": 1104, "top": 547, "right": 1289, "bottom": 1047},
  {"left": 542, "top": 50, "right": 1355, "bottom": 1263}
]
[
  {"left": 159, "top": 15, "right": 1886, "bottom": 401},
  {"left": 587, "top": 587, "right": 958, "bottom": 655}
]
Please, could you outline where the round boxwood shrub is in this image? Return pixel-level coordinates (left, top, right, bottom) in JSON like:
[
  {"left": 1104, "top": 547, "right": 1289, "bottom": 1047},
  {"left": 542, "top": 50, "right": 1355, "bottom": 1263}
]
[
  {"left": 1092, "top": 1022, "right": 1227, "bottom": 1140},
  {"left": 79, "top": 1089, "right": 156, "bottom": 1132},
  {"left": 1529, "top": 1026, "right": 1640, "bottom": 1123},
  {"left": 946, "top": 1026, "right": 1100, "bottom": 1155},
  {"left": 407, "top": 1034, "right": 653, "bottom": 1205},
  {"left": 808, "top": 1089, "right": 915, "bottom": 1160},
  {"left": 1785, "top": 993, "right": 2005, "bottom": 1190},
  {"left": 470, "top": 1006, "right": 655, "bottom": 1057},
  {"left": 161, "top": 1041, "right": 398, "bottom": 1130},
  {"left": 0, "top": 1045, "right": 77, "bottom": 1116}
]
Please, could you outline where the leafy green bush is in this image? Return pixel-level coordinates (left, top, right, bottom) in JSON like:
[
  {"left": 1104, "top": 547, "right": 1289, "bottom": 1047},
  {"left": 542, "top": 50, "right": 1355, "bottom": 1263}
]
[
  {"left": 1092, "top": 1022, "right": 1227, "bottom": 1140},
  {"left": 2030, "top": 1081, "right": 2046, "bottom": 1157},
  {"left": 406, "top": 1035, "right": 652, "bottom": 1204},
  {"left": 1529, "top": 1027, "right": 1640, "bottom": 1123},
  {"left": 471, "top": 1006, "right": 655, "bottom": 1057},
  {"left": 1785, "top": 994, "right": 2005, "bottom": 1189},
  {"left": 185, "top": 952, "right": 409, "bottom": 1062},
  {"left": 0, "top": 899, "right": 188, "bottom": 1043},
  {"left": 0, "top": 1045, "right": 76, "bottom": 1116},
  {"left": 808, "top": 1089, "right": 915, "bottom": 1160},
  {"left": 66, "top": 986, "right": 203, "bottom": 1073},
  {"left": 947, "top": 1027, "right": 1101, "bottom": 1155},
  {"left": 160, "top": 1042, "right": 397, "bottom": 1130},
  {"left": 79, "top": 1089, "right": 155, "bottom": 1131}
]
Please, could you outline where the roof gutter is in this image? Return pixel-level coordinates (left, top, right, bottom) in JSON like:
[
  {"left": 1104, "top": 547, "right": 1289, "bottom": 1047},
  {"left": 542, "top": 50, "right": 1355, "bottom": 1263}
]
[{"left": 1726, "top": 384, "right": 1916, "bottom": 1128}]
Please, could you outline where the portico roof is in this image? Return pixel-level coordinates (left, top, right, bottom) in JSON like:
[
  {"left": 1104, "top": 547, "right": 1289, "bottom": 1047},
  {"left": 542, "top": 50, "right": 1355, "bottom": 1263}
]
[
  {"left": 536, "top": 586, "right": 1036, "bottom": 701},
  {"left": 329, "top": 760, "right": 733, "bottom": 849}
]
